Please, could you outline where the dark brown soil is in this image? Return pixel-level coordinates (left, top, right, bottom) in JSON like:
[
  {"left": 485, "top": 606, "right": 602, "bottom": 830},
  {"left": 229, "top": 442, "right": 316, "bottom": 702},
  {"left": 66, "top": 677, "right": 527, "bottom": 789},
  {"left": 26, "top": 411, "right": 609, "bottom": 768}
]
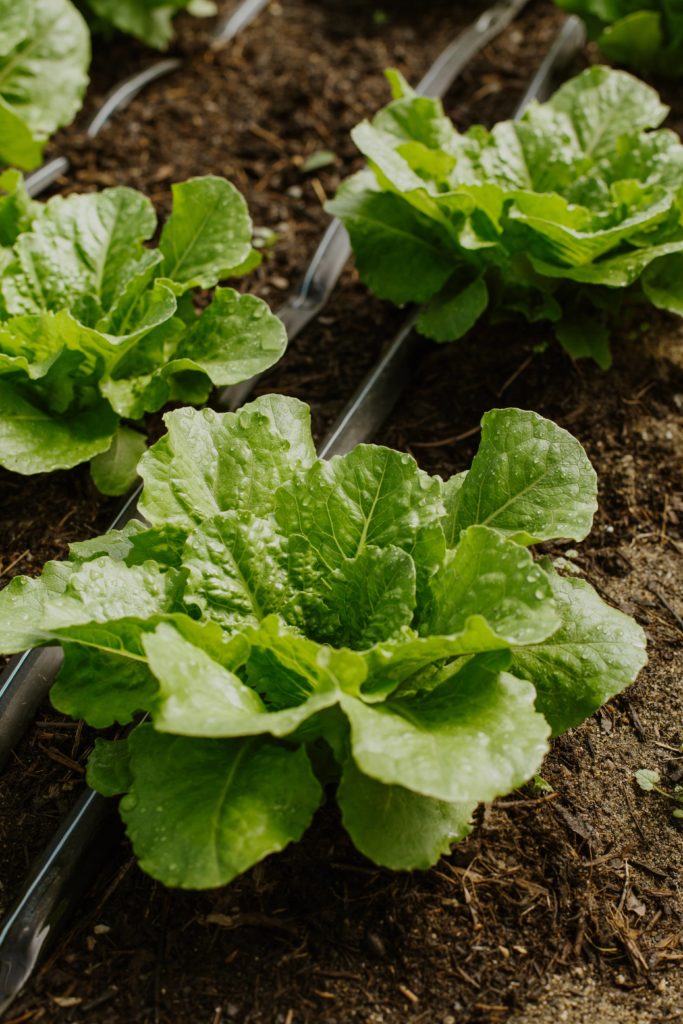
[{"left": 1, "top": 2, "right": 682, "bottom": 1023}]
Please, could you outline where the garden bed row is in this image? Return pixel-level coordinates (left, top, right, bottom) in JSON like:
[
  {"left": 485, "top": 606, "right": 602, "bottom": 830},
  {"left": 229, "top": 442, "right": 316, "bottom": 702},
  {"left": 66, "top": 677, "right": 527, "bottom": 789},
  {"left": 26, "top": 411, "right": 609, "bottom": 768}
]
[{"left": 0, "top": 1, "right": 681, "bottom": 1022}]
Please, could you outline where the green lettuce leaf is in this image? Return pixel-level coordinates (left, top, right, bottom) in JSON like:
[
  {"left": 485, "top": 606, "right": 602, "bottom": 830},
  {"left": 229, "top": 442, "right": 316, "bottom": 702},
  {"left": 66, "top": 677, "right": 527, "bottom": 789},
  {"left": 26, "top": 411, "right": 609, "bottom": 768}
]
[
  {"left": 338, "top": 759, "right": 475, "bottom": 871},
  {"left": 0, "top": 556, "right": 183, "bottom": 655},
  {"left": 144, "top": 620, "right": 343, "bottom": 738},
  {"left": 275, "top": 443, "right": 443, "bottom": 580},
  {"left": 423, "top": 525, "right": 560, "bottom": 643},
  {"left": 89, "top": 424, "right": 147, "bottom": 496},
  {"left": 510, "top": 569, "right": 648, "bottom": 735},
  {"left": 0, "top": 170, "right": 38, "bottom": 247},
  {"left": 158, "top": 177, "right": 255, "bottom": 290},
  {"left": 446, "top": 408, "right": 598, "bottom": 545},
  {"left": 0, "top": 0, "right": 90, "bottom": 169},
  {"left": 119, "top": 726, "right": 322, "bottom": 889},
  {"left": 51, "top": 614, "right": 247, "bottom": 727},
  {"left": 86, "top": 738, "right": 132, "bottom": 797},
  {"left": 0, "top": 382, "right": 118, "bottom": 474},
  {"left": 341, "top": 659, "right": 550, "bottom": 805},
  {"left": 53, "top": 635, "right": 157, "bottom": 728},
  {"left": 0, "top": 0, "right": 32, "bottom": 55},
  {"left": 139, "top": 396, "right": 315, "bottom": 528}
]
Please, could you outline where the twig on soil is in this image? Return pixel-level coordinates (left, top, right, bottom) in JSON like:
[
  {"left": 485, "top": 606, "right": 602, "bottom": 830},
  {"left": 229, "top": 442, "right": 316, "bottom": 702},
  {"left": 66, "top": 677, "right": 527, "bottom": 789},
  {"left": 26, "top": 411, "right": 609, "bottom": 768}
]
[
  {"left": 650, "top": 587, "right": 683, "bottom": 635},
  {"left": 312, "top": 968, "right": 362, "bottom": 982},
  {"left": 659, "top": 493, "right": 669, "bottom": 544},
  {"left": 249, "top": 123, "right": 287, "bottom": 152},
  {"left": 496, "top": 792, "right": 559, "bottom": 808},
  {"left": 628, "top": 859, "right": 669, "bottom": 880},
  {"left": 0, "top": 549, "right": 30, "bottom": 578},
  {"left": 653, "top": 741, "right": 683, "bottom": 755},
  {"left": 37, "top": 745, "right": 84, "bottom": 774},
  {"left": 625, "top": 701, "right": 647, "bottom": 742},
  {"left": 454, "top": 964, "right": 480, "bottom": 990},
  {"left": 204, "top": 912, "right": 298, "bottom": 935},
  {"left": 310, "top": 177, "right": 327, "bottom": 206},
  {"left": 617, "top": 860, "right": 631, "bottom": 914},
  {"left": 2, "top": 1010, "right": 45, "bottom": 1024},
  {"left": 621, "top": 381, "right": 656, "bottom": 405},
  {"left": 70, "top": 719, "right": 84, "bottom": 761},
  {"left": 397, "top": 983, "right": 419, "bottom": 1004},
  {"left": 622, "top": 784, "right": 649, "bottom": 845},
  {"left": 496, "top": 354, "right": 532, "bottom": 397},
  {"left": 573, "top": 915, "right": 586, "bottom": 958},
  {"left": 609, "top": 907, "right": 649, "bottom": 973},
  {"left": 411, "top": 424, "right": 481, "bottom": 448},
  {"left": 561, "top": 402, "right": 587, "bottom": 424},
  {"left": 37, "top": 858, "right": 135, "bottom": 979},
  {"left": 80, "top": 988, "right": 119, "bottom": 1013}
]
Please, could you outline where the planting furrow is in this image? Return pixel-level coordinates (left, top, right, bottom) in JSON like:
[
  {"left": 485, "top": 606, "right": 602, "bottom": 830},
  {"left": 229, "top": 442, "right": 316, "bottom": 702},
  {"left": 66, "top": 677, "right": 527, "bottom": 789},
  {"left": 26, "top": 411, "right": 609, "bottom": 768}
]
[{"left": 0, "top": 13, "right": 585, "bottom": 1011}]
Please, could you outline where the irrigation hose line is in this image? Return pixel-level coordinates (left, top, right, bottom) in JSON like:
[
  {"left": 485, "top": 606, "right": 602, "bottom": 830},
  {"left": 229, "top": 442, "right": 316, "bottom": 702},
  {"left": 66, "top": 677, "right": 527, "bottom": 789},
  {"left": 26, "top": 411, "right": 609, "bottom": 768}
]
[{"left": 0, "top": 8, "right": 585, "bottom": 1014}]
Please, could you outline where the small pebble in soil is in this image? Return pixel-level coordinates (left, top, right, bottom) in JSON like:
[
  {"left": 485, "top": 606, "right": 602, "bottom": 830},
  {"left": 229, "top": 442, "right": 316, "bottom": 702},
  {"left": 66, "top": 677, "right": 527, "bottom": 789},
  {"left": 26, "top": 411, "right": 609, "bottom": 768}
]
[{"left": 366, "top": 931, "right": 387, "bottom": 958}]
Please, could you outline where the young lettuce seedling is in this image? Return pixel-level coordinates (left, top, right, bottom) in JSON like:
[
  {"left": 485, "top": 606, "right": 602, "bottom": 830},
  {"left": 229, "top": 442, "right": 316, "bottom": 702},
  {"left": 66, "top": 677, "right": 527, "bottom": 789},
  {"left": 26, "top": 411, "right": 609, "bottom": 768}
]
[
  {"left": 0, "top": 399, "right": 647, "bottom": 888},
  {"left": 0, "top": 174, "right": 286, "bottom": 494},
  {"left": 635, "top": 768, "right": 683, "bottom": 820},
  {"left": 328, "top": 65, "right": 683, "bottom": 367}
]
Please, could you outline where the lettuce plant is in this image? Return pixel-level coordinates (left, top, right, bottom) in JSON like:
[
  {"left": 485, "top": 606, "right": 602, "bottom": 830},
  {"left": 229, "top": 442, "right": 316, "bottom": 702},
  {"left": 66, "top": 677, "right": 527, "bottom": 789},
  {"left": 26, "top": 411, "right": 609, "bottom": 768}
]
[
  {"left": 0, "top": 0, "right": 90, "bottom": 170},
  {"left": 0, "top": 174, "right": 286, "bottom": 493},
  {"left": 328, "top": 66, "right": 683, "bottom": 367},
  {"left": 555, "top": 1, "right": 683, "bottom": 77},
  {"left": 0, "top": 397, "right": 646, "bottom": 887},
  {"left": 78, "top": 0, "right": 216, "bottom": 50}
]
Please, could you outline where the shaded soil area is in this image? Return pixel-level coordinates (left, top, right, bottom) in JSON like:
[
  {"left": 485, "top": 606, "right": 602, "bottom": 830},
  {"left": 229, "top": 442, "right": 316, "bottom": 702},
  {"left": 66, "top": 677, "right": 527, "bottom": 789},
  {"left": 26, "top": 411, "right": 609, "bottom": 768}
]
[{"left": 1, "top": 2, "right": 682, "bottom": 1023}]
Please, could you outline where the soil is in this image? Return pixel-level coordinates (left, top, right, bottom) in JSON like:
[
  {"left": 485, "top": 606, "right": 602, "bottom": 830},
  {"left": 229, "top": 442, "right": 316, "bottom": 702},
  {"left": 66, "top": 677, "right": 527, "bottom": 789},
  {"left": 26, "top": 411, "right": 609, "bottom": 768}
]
[{"left": 1, "top": 1, "right": 682, "bottom": 1023}]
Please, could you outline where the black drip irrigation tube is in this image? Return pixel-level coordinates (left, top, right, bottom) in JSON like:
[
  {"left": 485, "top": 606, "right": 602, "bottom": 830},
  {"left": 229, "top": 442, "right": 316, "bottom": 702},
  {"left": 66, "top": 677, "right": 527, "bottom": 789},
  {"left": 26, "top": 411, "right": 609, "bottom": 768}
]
[{"left": 0, "top": 4, "right": 586, "bottom": 1015}]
